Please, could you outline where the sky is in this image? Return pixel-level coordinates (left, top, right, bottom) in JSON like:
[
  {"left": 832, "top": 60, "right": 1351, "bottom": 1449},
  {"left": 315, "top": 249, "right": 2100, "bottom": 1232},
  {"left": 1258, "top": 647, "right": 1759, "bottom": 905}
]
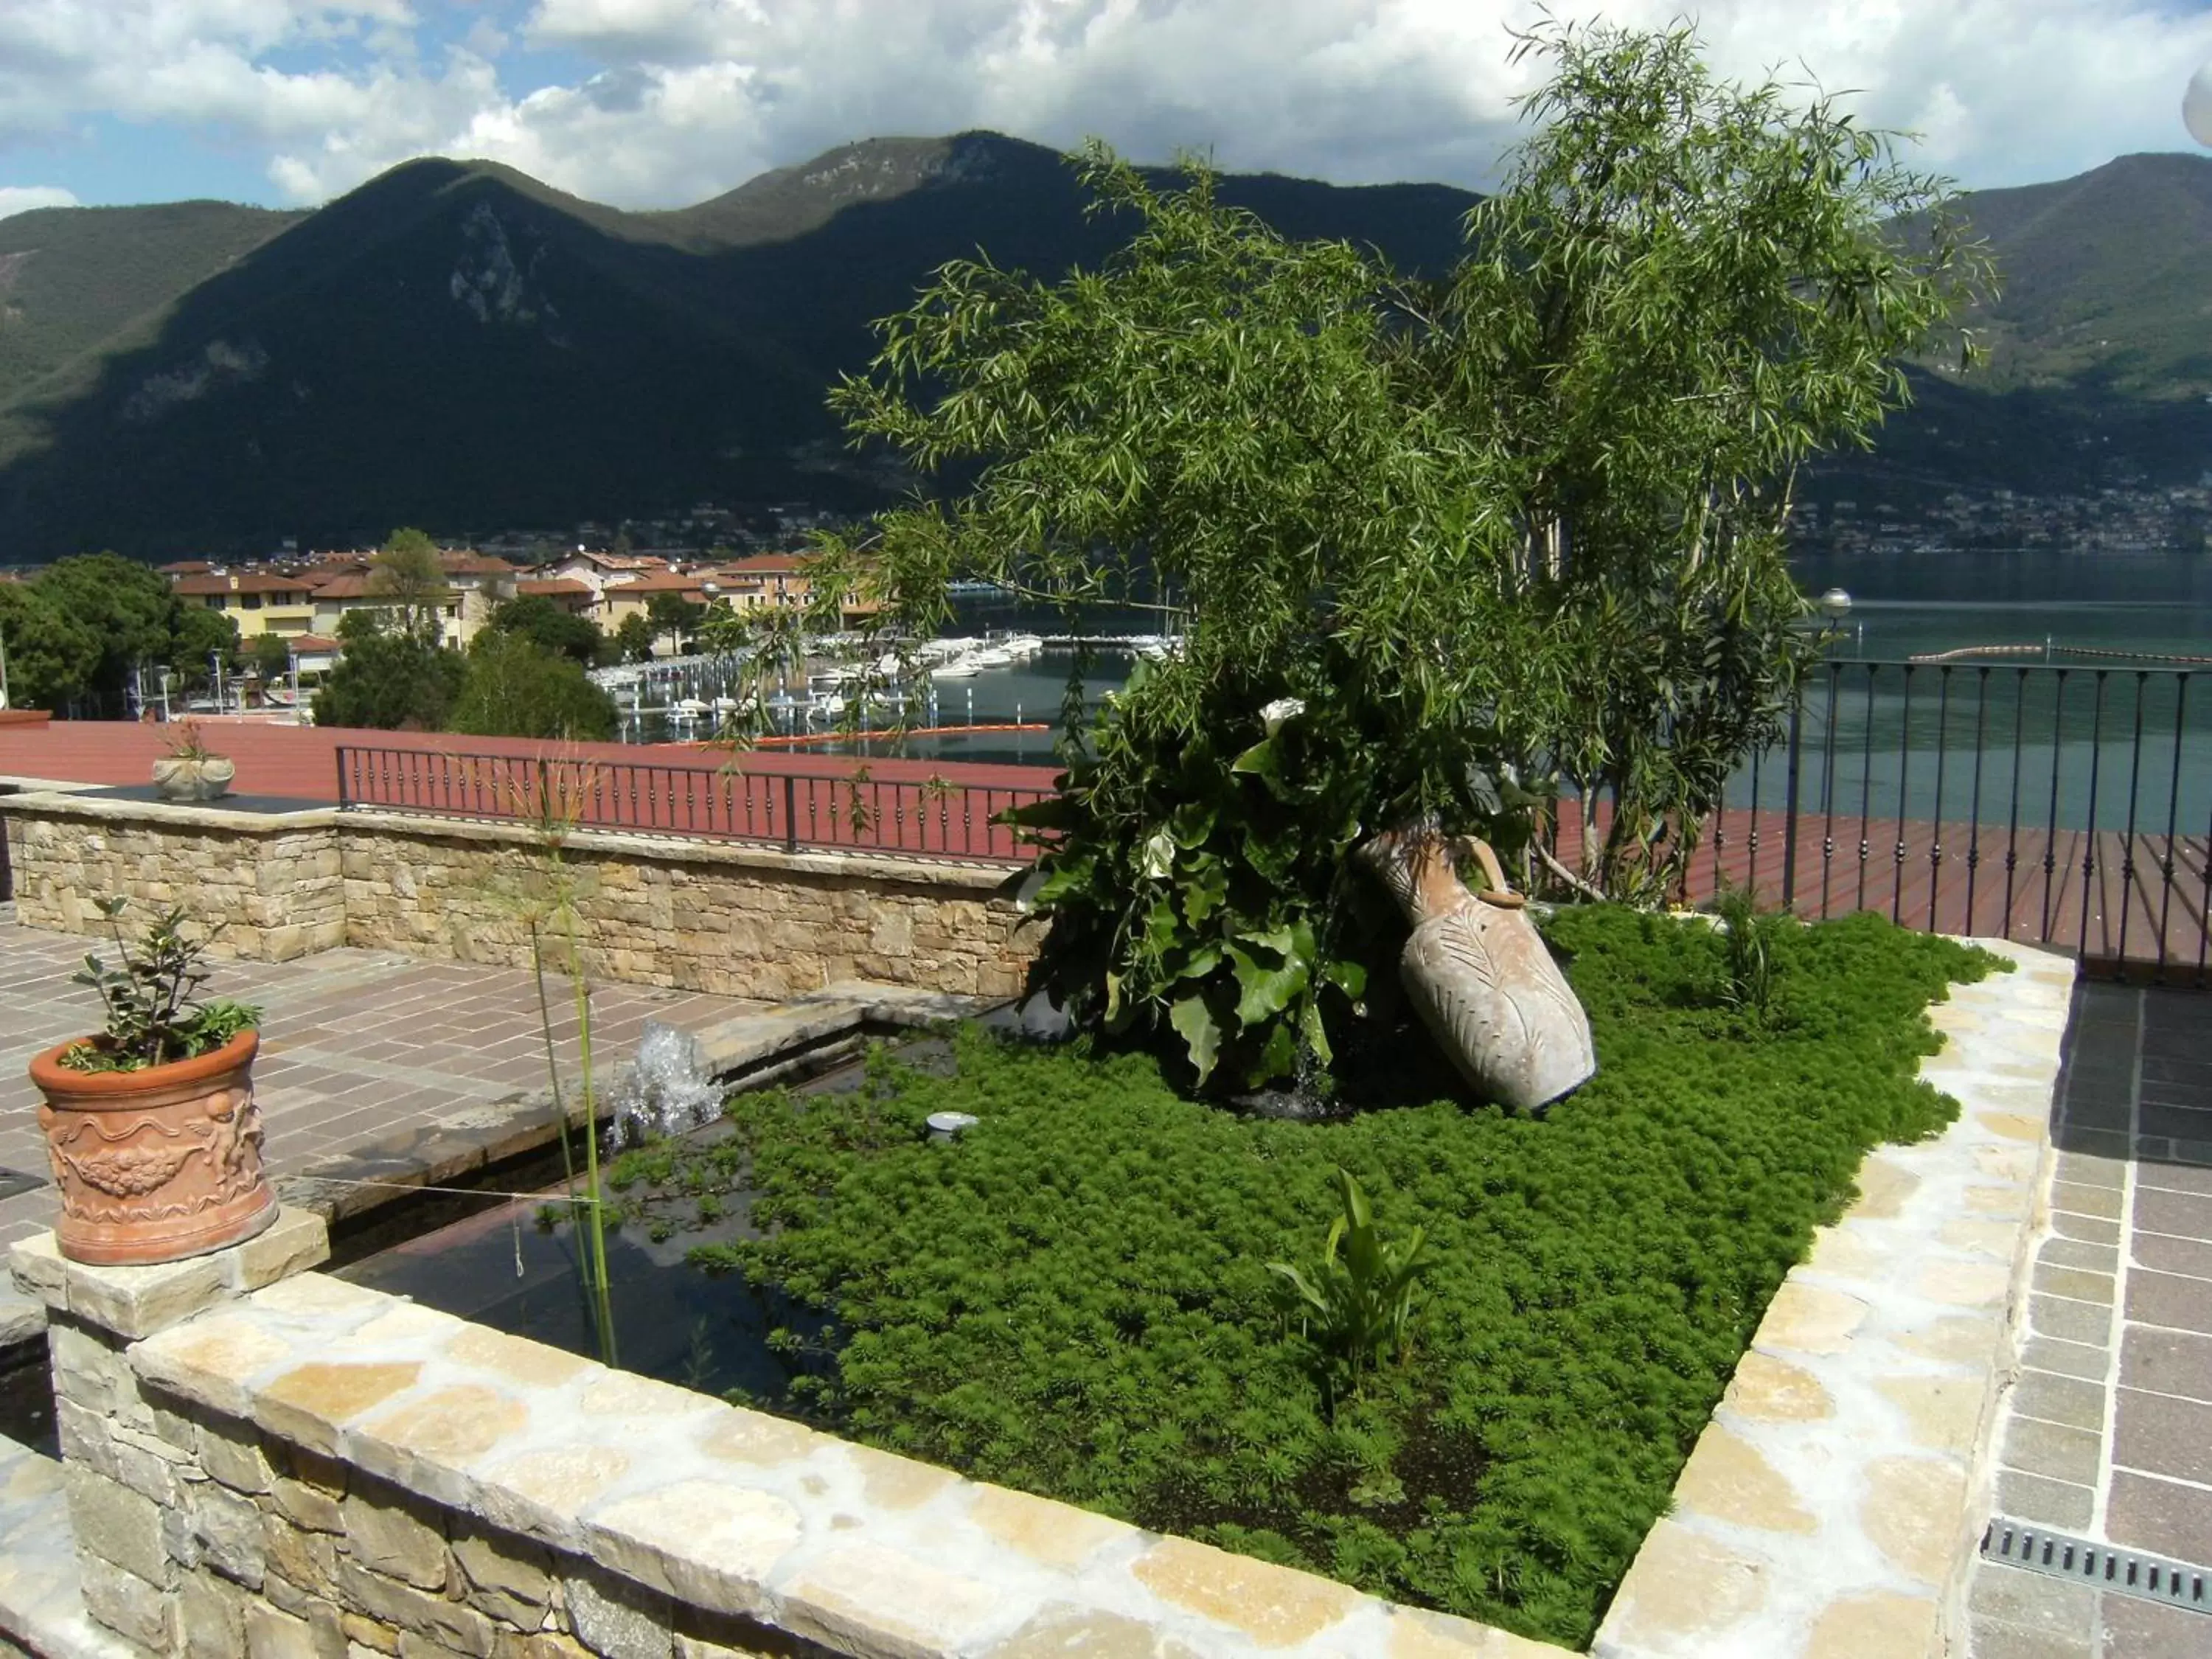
[{"left": 2, "top": 1, "right": 2211, "bottom": 220}]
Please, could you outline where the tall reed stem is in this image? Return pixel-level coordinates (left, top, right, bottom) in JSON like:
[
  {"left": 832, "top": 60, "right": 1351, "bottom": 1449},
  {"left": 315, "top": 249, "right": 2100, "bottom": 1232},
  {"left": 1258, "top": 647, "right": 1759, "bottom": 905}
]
[
  {"left": 527, "top": 917, "right": 580, "bottom": 1200},
  {"left": 564, "top": 910, "right": 618, "bottom": 1366}
]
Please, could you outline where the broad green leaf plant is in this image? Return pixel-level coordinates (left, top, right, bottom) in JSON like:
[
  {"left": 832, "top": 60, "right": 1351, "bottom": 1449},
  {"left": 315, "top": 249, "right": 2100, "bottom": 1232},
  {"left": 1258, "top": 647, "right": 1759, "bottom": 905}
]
[
  {"left": 1269, "top": 1167, "right": 1430, "bottom": 1413},
  {"left": 807, "top": 20, "right": 1991, "bottom": 1086}
]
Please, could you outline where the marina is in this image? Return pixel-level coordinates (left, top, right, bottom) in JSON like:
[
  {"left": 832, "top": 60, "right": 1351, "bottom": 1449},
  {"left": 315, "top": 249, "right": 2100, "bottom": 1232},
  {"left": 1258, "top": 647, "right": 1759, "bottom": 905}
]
[{"left": 590, "top": 627, "right": 1177, "bottom": 758}]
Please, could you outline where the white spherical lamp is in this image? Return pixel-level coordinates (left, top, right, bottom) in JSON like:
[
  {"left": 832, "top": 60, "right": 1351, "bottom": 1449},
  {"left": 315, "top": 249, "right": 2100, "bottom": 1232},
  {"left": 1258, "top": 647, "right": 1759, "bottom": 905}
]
[{"left": 2188, "top": 59, "right": 2212, "bottom": 148}]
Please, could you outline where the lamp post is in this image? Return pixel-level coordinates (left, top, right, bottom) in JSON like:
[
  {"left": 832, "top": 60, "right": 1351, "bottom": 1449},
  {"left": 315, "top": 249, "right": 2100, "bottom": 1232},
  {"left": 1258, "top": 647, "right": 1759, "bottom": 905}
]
[{"left": 1818, "top": 587, "right": 1853, "bottom": 655}]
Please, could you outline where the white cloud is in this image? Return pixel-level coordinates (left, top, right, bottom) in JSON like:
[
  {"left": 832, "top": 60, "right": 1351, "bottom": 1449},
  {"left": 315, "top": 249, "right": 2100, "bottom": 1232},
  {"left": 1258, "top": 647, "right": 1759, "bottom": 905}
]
[
  {"left": 0, "top": 184, "right": 79, "bottom": 218},
  {"left": 1, "top": 1, "right": 2208, "bottom": 209}
]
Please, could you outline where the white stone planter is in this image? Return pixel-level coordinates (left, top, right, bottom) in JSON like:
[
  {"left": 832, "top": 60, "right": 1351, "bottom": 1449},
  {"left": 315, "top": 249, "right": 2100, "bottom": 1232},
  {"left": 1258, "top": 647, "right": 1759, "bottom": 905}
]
[{"left": 150, "top": 756, "right": 236, "bottom": 802}]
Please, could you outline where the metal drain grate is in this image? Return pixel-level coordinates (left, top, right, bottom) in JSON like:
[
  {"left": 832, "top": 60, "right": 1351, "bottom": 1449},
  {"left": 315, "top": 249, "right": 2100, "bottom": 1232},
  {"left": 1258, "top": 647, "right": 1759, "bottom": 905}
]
[{"left": 1981, "top": 1518, "right": 2211, "bottom": 1614}]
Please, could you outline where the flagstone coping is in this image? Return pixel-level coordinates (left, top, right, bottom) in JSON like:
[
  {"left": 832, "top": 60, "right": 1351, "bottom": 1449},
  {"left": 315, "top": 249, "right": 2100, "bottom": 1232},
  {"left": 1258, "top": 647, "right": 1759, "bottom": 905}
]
[
  {"left": 73, "top": 1259, "right": 1569, "bottom": 1659},
  {"left": 1593, "top": 937, "right": 2076, "bottom": 1659},
  {"left": 0, "top": 936, "right": 2070, "bottom": 1659}
]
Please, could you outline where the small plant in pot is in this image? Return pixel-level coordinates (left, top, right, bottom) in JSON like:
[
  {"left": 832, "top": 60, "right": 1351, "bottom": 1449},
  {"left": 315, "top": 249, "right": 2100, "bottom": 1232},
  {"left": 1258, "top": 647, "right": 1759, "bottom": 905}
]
[
  {"left": 29, "top": 897, "right": 275, "bottom": 1265},
  {"left": 151, "top": 719, "right": 236, "bottom": 802}
]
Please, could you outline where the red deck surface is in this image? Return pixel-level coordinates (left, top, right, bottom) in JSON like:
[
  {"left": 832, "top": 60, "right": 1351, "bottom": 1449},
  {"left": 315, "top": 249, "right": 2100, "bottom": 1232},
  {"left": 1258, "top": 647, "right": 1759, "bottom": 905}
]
[
  {"left": 0, "top": 717, "right": 1058, "bottom": 799},
  {"left": 1554, "top": 805, "right": 2211, "bottom": 979},
  {"left": 0, "top": 717, "right": 1062, "bottom": 864}
]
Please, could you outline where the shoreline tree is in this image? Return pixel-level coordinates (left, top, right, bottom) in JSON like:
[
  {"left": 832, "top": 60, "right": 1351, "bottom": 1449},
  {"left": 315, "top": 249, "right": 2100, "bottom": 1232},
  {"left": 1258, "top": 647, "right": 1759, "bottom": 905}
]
[
  {"left": 310, "top": 609, "right": 465, "bottom": 731},
  {"left": 366, "top": 526, "right": 451, "bottom": 640},
  {"left": 807, "top": 20, "right": 1994, "bottom": 1088},
  {"left": 644, "top": 591, "right": 703, "bottom": 657},
  {"left": 486, "top": 593, "right": 603, "bottom": 667},
  {"left": 611, "top": 612, "right": 656, "bottom": 664},
  {"left": 3, "top": 553, "right": 242, "bottom": 715},
  {"left": 451, "top": 630, "right": 618, "bottom": 741}
]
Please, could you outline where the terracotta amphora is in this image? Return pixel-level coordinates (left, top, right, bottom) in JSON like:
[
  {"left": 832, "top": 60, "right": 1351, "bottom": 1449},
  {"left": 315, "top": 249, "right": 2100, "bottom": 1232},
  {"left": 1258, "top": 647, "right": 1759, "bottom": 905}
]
[
  {"left": 29, "top": 1030, "right": 276, "bottom": 1265},
  {"left": 1356, "top": 825, "right": 1596, "bottom": 1112}
]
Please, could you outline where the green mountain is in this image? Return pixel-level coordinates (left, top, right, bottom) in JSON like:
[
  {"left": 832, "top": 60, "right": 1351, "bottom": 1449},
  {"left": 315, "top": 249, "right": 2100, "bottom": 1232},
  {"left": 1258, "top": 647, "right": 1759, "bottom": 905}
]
[
  {"left": 0, "top": 199, "right": 305, "bottom": 405},
  {"left": 1813, "top": 151, "right": 2212, "bottom": 507},
  {"left": 0, "top": 134, "right": 1473, "bottom": 559},
  {"left": 0, "top": 136, "right": 2203, "bottom": 560},
  {"left": 1948, "top": 151, "right": 2212, "bottom": 397}
]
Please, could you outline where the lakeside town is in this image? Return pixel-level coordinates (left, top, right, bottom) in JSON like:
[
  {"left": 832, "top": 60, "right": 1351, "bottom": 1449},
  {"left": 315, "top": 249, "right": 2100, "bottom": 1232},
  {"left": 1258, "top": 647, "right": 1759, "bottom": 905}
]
[
  {"left": 1792, "top": 475, "right": 2212, "bottom": 557},
  {"left": 0, "top": 504, "right": 880, "bottom": 720},
  {"left": 8, "top": 471, "right": 2211, "bottom": 716}
]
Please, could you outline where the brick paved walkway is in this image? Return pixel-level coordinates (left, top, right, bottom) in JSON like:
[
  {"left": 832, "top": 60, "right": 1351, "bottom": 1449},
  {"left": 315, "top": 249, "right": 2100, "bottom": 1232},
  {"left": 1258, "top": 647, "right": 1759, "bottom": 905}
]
[
  {"left": 1967, "top": 981, "right": 2212, "bottom": 1659},
  {"left": 0, "top": 919, "right": 767, "bottom": 1259}
]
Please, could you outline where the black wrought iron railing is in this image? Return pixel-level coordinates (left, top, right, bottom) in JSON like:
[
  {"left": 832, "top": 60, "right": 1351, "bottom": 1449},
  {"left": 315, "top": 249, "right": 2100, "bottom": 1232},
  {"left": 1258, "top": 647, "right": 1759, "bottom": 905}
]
[
  {"left": 333, "top": 661, "right": 2211, "bottom": 980},
  {"left": 1631, "top": 661, "right": 2210, "bottom": 983},
  {"left": 0, "top": 785, "right": 14, "bottom": 904},
  {"left": 333, "top": 746, "right": 1052, "bottom": 866}
]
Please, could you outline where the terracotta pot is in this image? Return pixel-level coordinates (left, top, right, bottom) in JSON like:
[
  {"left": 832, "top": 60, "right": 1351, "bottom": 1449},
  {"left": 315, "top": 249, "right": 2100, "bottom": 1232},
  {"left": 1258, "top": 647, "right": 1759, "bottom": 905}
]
[
  {"left": 29, "top": 1029, "right": 277, "bottom": 1266},
  {"left": 151, "top": 754, "right": 236, "bottom": 801},
  {"left": 1355, "top": 826, "right": 1596, "bottom": 1113}
]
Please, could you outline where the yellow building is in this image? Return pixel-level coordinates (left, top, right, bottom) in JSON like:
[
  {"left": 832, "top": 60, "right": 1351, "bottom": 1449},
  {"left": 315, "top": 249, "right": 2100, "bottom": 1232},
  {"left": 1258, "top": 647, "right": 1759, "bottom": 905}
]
[
  {"left": 296, "top": 550, "right": 518, "bottom": 648},
  {"left": 305, "top": 571, "right": 468, "bottom": 648},
  {"left": 169, "top": 571, "right": 320, "bottom": 639}
]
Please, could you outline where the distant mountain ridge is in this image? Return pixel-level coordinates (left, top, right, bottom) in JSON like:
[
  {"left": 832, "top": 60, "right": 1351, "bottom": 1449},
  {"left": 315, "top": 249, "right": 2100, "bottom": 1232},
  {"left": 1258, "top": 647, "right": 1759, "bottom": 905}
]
[{"left": 0, "top": 134, "right": 2202, "bottom": 560}]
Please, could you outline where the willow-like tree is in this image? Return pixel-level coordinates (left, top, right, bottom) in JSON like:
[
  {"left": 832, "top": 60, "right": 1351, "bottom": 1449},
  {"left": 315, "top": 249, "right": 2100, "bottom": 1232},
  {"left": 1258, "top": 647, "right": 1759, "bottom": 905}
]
[{"left": 810, "top": 20, "right": 1993, "bottom": 1088}]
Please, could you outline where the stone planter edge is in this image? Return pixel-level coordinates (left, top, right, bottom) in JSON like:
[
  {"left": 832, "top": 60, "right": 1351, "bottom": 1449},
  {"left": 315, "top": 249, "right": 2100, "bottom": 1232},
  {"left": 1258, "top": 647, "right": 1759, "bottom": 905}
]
[{"left": 1592, "top": 936, "right": 2075, "bottom": 1659}]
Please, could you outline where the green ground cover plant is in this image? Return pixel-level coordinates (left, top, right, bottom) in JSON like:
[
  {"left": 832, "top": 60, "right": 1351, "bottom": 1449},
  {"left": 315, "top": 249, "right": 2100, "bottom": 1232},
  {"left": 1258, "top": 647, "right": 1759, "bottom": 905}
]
[{"left": 644, "top": 908, "right": 1994, "bottom": 1646}]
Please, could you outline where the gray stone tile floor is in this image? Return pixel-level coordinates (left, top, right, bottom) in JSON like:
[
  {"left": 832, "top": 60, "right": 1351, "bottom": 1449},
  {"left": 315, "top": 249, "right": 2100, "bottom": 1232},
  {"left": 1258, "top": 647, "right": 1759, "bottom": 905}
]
[
  {"left": 1969, "top": 980, "right": 2212, "bottom": 1659},
  {"left": 0, "top": 919, "right": 770, "bottom": 1259}
]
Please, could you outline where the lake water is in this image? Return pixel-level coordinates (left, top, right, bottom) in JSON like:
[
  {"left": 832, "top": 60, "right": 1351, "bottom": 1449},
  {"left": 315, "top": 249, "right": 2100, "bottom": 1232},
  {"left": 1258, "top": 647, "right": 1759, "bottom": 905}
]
[
  {"left": 1788, "top": 549, "right": 2212, "bottom": 664},
  {"left": 624, "top": 552, "right": 2212, "bottom": 835},
  {"left": 1747, "top": 552, "right": 2212, "bottom": 835}
]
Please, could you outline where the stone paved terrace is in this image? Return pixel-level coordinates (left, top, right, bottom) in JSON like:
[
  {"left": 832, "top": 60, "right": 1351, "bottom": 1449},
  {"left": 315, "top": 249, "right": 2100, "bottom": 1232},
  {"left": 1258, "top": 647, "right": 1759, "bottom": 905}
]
[
  {"left": 1966, "top": 981, "right": 2212, "bottom": 1659},
  {"left": 0, "top": 918, "right": 771, "bottom": 1264}
]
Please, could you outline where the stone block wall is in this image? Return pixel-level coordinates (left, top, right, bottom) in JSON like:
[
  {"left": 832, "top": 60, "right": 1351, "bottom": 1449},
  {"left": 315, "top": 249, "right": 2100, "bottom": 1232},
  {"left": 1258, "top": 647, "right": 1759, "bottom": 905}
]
[
  {"left": 7, "top": 804, "right": 345, "bottom": 962},
  {"left": 335, "top": 824, "right": 1035, "bottom": 1002},
  {"left": 3, "top": 793, "right": 1040, "bottom": 1000},
  {"left": 80, "top": 1394, "right": 804, "bottom": 1659}
]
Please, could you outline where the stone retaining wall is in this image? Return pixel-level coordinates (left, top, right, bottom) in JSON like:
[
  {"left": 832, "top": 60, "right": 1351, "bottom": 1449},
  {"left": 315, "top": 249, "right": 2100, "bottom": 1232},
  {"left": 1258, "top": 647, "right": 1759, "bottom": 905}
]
[
  {"left": 1, "top": 792, "right": 1039, "bottom": 1001},
  {"left": 4, "top": 804, "right": 347, "bottom": 961},
  {"left": 8, "top": 1217, "right": 1559, "bottom": 1659}
]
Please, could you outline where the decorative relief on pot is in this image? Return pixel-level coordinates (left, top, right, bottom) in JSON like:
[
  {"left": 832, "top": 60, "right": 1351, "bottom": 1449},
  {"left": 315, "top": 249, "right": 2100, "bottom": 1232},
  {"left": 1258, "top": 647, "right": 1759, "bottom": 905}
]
[
  {"left": 45, "top": 1088, "right": 267, "bottom": 1220},
  {"left": 53, "top": 1125, "right": 198, "bottom": 1199},
  {"left": 150, "top": 754, "right": 236, "bottom": 802},
  {"left": 1355, "top": 824, "right": 1596, "bottom": 1113}
]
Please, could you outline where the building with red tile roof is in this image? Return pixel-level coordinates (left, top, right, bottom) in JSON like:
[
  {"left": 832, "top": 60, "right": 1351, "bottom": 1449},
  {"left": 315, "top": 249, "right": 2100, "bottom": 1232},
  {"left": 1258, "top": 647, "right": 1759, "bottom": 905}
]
[
  {"left": 170, "top": 570, "right": 321, "bottom": 639},
  {"left": 514, "top": 577, "right": 597, "bottom": 616}
]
